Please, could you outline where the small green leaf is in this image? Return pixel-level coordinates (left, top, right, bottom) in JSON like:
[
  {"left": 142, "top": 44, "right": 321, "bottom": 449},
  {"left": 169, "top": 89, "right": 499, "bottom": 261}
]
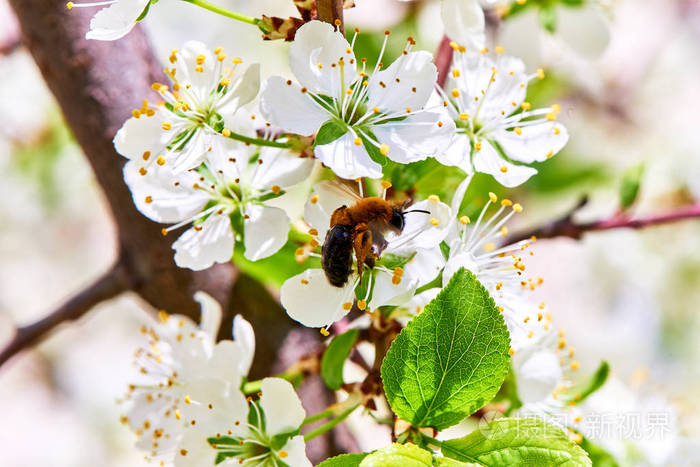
[
  {"left": 314, "top": 120, "right": 348, "bottom": 147},
  {"left": 381, "top": 269, "right": 510, "bottom": 431},
  {"left": 317, "top": 453, "right": 369, "bottom": 467},
  {"left": 619, "top": 164, "right": 645, "bottom": 209},
  {"left": 321, "top": 329, "right": 360, "bottom": 390},
  {"left": 435, "top": 458, "right": 479, "bottom": 466},
  {"left": 539, "top": 5, "right": 557, "bottom": 33},
  {"left": 441, "top": 417, "right": 592, "bottom": 466},
  {"left": 360, "top": 443, "right": 432, "bottom": 467},
  {"left": 579, "top": 436, "right": 619, "bottom": 467},
  {"left": 207, "top": 112, "right": 226, "bottom": 132},
  {"left": 566, "top": 361, "right": 610, "bottom": 404},
  {"left": 360, "top": 132, "right": 389, "bottom": 166}
]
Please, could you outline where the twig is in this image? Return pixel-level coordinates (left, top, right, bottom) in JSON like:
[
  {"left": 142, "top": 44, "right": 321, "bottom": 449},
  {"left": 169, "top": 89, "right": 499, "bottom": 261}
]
[
  {"left": 507, "top": 201, "right": 700, "bottom": 243},
  {"left": 0, "top": 260, "right": 130, "bottom": 367},
  {"left": 434, "top": 35, "right": 452, "bottom": 88},
  {"left": 316, "top": 0, "right": 344, "bottom": 34}
]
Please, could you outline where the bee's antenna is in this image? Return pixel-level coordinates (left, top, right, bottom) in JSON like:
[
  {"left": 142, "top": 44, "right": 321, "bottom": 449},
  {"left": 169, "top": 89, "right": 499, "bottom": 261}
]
[{"left": 404, "top": 209, "right": 431, "bottom": 215}]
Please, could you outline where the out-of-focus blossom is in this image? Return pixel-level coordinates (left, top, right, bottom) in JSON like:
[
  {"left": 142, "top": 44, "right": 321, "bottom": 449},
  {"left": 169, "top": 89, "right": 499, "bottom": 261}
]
[{"left": 66, "top": 0, "right": 153, "bottom": 41}]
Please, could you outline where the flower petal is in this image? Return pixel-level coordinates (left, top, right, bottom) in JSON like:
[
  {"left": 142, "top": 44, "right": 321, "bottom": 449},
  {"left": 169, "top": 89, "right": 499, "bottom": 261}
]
[
  {"left": 85, "top": 0, "right": 150, "bottom": 41},
  {"left": 260, "top": 76, "right": 330, "bottom": 136},
  {"left": 557, "top": 6, "right": 610, "bottom": 59},
  {"left": 204, "top": 341, "right": 245, "bottom": 385},
  {"left": 173, "top": 213, "right": 235, "bottom": 270},
  {"left": 180, "top": 378, "right": 249, "bottom": 437},
  {"left": 289, "top": 20, "right": 357, "bottom": 96},
  {"left": 233, "top": 315, "right": 255, "bottom": 377},
  {"left": 243, "top": 204, "right": 290, "bottom": 261},
  {"left": 403, "top": 246, "right": 445, "bottom": 288},
  {"left": 278, "top": 435, "right": 312, "bottom": 467},
  {"left": 494, "top": 121, "right": 569, "bottom": 164},
  {"left": 440, "top": 0, "right": 485, "bottom": 51},
  {"left": 123, "top": 161, "right": 208, "bottom": 223},
  {"left": 435, "top": 133, "right": 472, "bottom": 173},
  {"left": 194, "top": 291, "right": 223, "bottom": 342},
  {"left": 314, "top": 132, "right": 384, "bottom": 179},
  {"left": 172, "top": 41, "right": 219, "bottom": 102},
  {"left": 514, "top": 348, "right": 563, "bottom": 404},
  {"left": 174, "top": 429, "right": 217, "bottom": 467},
  {"left": 114, "top": 109, "right": 172, "bottom": 161},
  {"left": 250, "top": 146, "right": 315, "bottom": 191},
  {"left": 387, "top": 198, "right": 452, "bottom": 252},
  {"left": 216, "top": 63, "right": 260, "bottom": 115},
  {"left": 372, "top": 112, "right": 455, "bottom": 164},
  {"left": 473, "top": 141, "right": 537, "bottom": 187},
  {"left": 367, "top": 51, "right": 437, "bottom": 113},
  {"left": 260, "top": 378, "right": 306, "bottom": 436},
  {"left": 280, "top": 269, "right": 356, "bottom": 327},
  {"left": 370, "top": 269, "right": 418, "bottom": 308}
]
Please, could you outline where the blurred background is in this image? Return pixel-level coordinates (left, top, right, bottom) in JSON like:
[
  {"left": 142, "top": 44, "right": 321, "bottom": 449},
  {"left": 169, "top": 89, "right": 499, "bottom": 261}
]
[{"left": 1, "top": 0, "right": 700, "bottom": 465}]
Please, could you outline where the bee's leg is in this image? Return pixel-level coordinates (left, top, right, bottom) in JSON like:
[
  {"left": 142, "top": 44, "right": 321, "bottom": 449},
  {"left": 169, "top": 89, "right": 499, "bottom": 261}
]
[{"left": 353, "top": 223, "right": 372, "bottom": 283}]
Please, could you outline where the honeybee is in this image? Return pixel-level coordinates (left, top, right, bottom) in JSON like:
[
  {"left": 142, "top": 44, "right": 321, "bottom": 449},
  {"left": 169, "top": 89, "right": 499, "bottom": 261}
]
[{"left": 320, "top": 182, "right": 429, "bottom": 287}]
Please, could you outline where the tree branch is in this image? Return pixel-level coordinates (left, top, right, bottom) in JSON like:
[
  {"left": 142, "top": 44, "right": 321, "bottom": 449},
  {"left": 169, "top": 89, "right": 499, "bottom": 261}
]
[
  {"left": 435, "top": 36, "right": 452, "bottom": 88},
  {"left": 507, "top": 200, "right": 700, "bottom": 243},
  {"left": 0, "top": 259, "right": 130, "bottom": 367},
  {"left": 316, "top": 0, "right": 344, "bottom": 34}
]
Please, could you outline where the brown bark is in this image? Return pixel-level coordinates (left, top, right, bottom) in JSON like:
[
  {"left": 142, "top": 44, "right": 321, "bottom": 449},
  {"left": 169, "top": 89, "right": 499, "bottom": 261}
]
[{"left": 316, "top": 0, "right": 344, "bottom": 34}]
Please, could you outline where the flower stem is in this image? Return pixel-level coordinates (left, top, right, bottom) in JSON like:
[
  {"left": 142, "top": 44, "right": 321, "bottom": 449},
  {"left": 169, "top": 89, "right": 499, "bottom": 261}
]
[
  {"left": 225, "top": 130, "right": 293, "bottom": 149},
  {"left": 302, "top": 408, "right": 336, "bottom": 426},
  {"left": 241, "top": 370, "right": 304, "bottom": 395},
  {"left": 181, "top": 0, "right": 259, "bottom": 26},
  {"left": 303, "top": 404, "right": 359, "bottom": 442}
]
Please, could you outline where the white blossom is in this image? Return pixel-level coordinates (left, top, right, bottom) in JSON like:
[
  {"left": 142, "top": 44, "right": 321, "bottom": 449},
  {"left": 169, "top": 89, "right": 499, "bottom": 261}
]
[
  {"left": 67, "top": 0, "right": 153, "bottom": 41},
  {"left": 176, "top": 377, "right": 311, "bottom": 467},
  {"left": 121, "top": 292, "right": 255, "bottom": 462},
  {"left": 280, "top": 181, "right": 451, "bottom": 329},
  {"left": 115, "top": 41, "right": 260, "bottom": 173},
  {"left": 260, "top": 20, "right": 455, "bottom": 180},
  {"left": 441, "top": 0, "right": 486, "bottom": 51},
  {"left": 123, "top": 126, "right": 313, "bottom": 270},
  {"left": 435, "top": 48, "right": 568, "bottom": 187}
]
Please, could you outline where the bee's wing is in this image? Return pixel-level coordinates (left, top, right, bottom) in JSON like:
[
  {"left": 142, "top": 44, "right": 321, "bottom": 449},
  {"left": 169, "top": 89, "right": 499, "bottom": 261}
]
[{"left": 305, "top": 181, "right": 361, "bottom": 238}]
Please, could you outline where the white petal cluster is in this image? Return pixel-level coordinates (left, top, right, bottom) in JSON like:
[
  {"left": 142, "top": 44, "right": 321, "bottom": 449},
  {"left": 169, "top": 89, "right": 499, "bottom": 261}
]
[
  {"left": 67, "top": 0, "right": 153, "bottom": 41},
  {"left": 436, "top": 49, "right": 569, "bottom": 187},
  {"left": 122, "top": 293, "right": 312, "bottom": 466},
  {"left": 280, "top": 181, "right": 452, "bottom": 329},
  {"left": 118, "top": 42, "right": 314, "bottom": 270},
  {"left": 260, "top": 21, "right": 455, "bottom": 180}
]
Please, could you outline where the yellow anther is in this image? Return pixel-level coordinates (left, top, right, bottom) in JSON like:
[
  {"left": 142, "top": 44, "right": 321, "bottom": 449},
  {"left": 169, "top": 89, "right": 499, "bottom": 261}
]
[
  {"left": 459, "top": 216, "right": 470, "bottom": 225},
  {"left": 220, "top": 78, "right": 231, "bottom": 86},
  {"left": 489, "top": 192, "right": 498, "bottom": 202},
  {"left": 553, "top": 127, "right": 561, "bottom": 135},
  {"left": 271, "top": 185, "right": 281, "bottom": 194},
  {"left": 309, "top": 238, "right": 319, "bottom": 248},
  {"left": 310, "top": 195, "right": 319, "bottom": 204},
  {"left": 558, "top": 339, "right": 567, "bottom": 349},
  {"left": 357, "top": 300, "right": 367, "bottom": 311},
  {"left": 546, "top": 113, "right": 556, "bottom": 121},
  {"left": 513, "top": 203, "right": 523, "bottom": 212},
  {"left": 232, "top": 57, "right": 242, "bottom": 64},
  {"left": 428, "top": 194, "right": 440, "bottom": 202},
  {"left": 498, "top": 306, "right": 504, "bottom": 313},
  {"left": 300, "top": 278, "right": 309, "bottom": 284},
  {"left": 373, "top": 107, "right": 380, "bottom": 113},
  {"left": 156, "top": 156, "right": 166, "bottom": 166},
  {"left": 499, "top": 226, "right": 508, "bottom": 237},
  {"left": 501, "top": 199, "right": 512, "bottom": 207},
  {"left": 480, "top": 47, "right": 489, "bottom": 54},
  {"left": 452, "top": 69, "right": 461, "bottom": 78},
  {"left": 161, "top": 122, "right": 172, "bottom": 130},
  {"left": 546, "top": 150, "right": 554, "bottom": 159},
  {"left": 184, "top": 395, "right": 192, "bottom": 404},
  {"left": 459, "top": 113, "right": 469, "bottom": 121},
  {"left": 508, "top": 348, "right": 515, "bottom": 356},
  {"left": 217, "top": 53, "right": 226, "bottom": 62},
  {"left": 222, "top": 128, "right": 231, "bottom": 137},
  {"left": 145, "top": 196, "right": 153, "bottom": 204},
  {"left": 430, "top": 217, "right": 440, "bottom": 226},
  {"left": 353, "top": 137, "right": 362, "bottom": 146},
  {"left": 131, "top": 109, "right": 141, "bottom": 118},
  {"left": 295, "top": 247, "right": 305, "bottom": 256},
  {"left": 195, "top": 54, "right": 205, "bottom": 65},
  {"left": 214, "top": 46, "right": 223, "bottom": 54},
  {"left": 381, "top": 180, "right": 392, "bottom": 189},
  {"left": 346, "top": 88, "right": 352, "bottom": 95},
  {"left": 161, "top": 228, "right": 168, "bottom": 236},
  {"left": 552, "top": 104, "right": 561, "bottom": 113},
  {"left": 392, "top": 275, "right": 402, "bottom": 285},
  {"left": 451, "top": 89, "right": 460, "bottom": 98},
  {"left": 334, "top": 19, "right": 342, "bottom": 26},
  {"left": 521, "top": 101, "right": 531, "bottom": 110},
  {"left": 195, "top": 65, "right": 203, "bottom": 73},
  {"left": 527, "top": 330, "right": 534, "bottom": 338},
  {"left": 514, "top": 127, "right": 522, "bottom": 135},
  {"left": 570, "top": 360, "right": 580, "bottom": 371},
  {"left": 537, "top": 68, "right": 545, "bottom": 79},
  {"left": 574, "top": 415, "right": 583, "bottom": 423},
  {"left": 342, "top": 302, "right": 353, "bottom": 311},
  {"left": 495, "top": 46, "right": 505, "bottom": 53},
  {"left": 66, "top": 1, "right": 74, "bottom": 9},
  {"left": 475, "top": 142, "right": 482, "bottom": 151},
  {"left": 500, "top": 166, "right": 508, "bottom": 173},
  {"left": 139, "top": 167, "right": 147, "bottom": 176},
  {"left": 483, "top": 242, "right": 496, "bottom": 252},
  {"left": 308, "top": 228, "right": 318, "bottom": 236},
  {"left": 320, "top": 327, "right": 330, "bottom": 337},
  {"left": 496, "top": 282, "right": 503, "bottom": 290},
  {"left": 279, "top": 451, "right": 289, "bottom": 459},
  {"left": 380, "top": 144, "right": 390, "bottom": 155}
]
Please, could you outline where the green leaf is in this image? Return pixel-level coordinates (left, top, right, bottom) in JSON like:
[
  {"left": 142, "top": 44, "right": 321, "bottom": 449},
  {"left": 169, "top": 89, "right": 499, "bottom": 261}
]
[
  {"left": 435, "top": 458, "right": 480, "bottom": 467},
  {"left": 381, "top": 269, "right": 510, "bottom": 430},
  {"left": 318, "top": 453, "right": 369, "bottom": 467},
  {"left": 321, "top": 329, "right": 360, "bottom": 390},
  {"left": 579, "top": 436, "right": 619, "bottom": 467},
  {"left": 566, "top": 361, "right": 610, "bottom": 404},
  {"left": 441, "top": 417, "right": 592, "bottom": 466},
  {"left": 539, "top": 5, "right": 558, "bottom": 33},
  {"left": 360, "top": 131, "right": 389, "bottom": 166},
  {"left": 314, "top": 120, "right": 348, "bottom": 147},
  {"left": 619, "top": 164, "right": 645, "bottom": 209},
  {"left": 360, "top": 443, "right": 432, "bottom": 467}
]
